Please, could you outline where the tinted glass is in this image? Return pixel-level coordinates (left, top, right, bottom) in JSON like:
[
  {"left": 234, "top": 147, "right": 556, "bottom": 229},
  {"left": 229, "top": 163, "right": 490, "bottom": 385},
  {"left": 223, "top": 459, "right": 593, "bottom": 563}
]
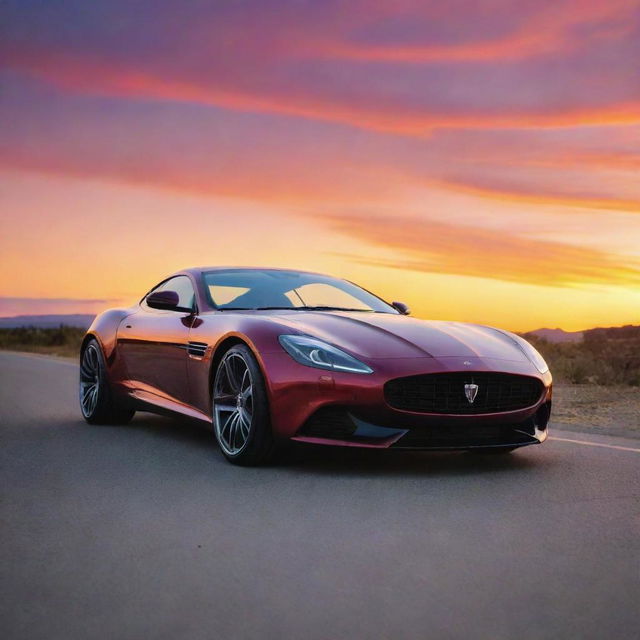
[
  {"left": 150, "top": 276, "right": 195, "bottom": 310},
  {"left": 204, "top": 269, "right": 396, "bottom": 313}
]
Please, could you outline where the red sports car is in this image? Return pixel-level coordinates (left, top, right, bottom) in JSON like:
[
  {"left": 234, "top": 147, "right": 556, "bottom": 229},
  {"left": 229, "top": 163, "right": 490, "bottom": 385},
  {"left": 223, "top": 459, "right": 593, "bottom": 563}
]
[{"left": 80, "top": 267, "right": 552, "bottom": 465}]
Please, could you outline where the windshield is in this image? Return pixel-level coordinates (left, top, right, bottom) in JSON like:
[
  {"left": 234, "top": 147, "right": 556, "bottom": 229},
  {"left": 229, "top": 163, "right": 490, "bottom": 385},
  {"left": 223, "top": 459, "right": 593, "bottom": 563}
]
[{"left": 203, "top": 269, "right": 397, "bottom": 313}]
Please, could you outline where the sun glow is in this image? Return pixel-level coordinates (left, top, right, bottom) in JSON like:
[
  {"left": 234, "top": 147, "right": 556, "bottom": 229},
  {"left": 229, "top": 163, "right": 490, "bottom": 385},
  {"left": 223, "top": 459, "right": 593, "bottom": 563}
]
[{"left": 1, "top": 1, "right": 639, "bottom": 331}]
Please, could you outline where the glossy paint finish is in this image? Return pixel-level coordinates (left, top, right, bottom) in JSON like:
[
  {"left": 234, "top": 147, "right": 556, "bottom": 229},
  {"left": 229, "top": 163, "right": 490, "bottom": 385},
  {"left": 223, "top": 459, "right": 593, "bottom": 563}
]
[
  {"left": 84, "top": 267, "right": 552, "bottom": 450},
  {"left": 117, "top": 307, "right": 194, "bottom": 405}
]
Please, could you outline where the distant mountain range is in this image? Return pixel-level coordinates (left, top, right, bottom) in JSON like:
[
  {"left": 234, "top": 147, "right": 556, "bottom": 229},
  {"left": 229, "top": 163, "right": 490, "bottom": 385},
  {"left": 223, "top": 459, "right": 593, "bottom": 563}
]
[
  {"left": 0, "top": 314, "right": 95, "bottom": 330},
  {"left": 525, "top": 328, "right": 585, "bottom": 343},
  {"left": 525, "top": 325, "right": 640, "bottom": 343}
]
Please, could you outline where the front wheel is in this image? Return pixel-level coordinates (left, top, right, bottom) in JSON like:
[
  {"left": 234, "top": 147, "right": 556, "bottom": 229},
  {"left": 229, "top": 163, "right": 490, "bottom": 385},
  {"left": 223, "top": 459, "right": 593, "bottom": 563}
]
[
  {"left": 212, "top": 344, "right": 275, "bottom": 466},
  {"left": 79, "top": 339, "right": 135, "bottom": 425}
]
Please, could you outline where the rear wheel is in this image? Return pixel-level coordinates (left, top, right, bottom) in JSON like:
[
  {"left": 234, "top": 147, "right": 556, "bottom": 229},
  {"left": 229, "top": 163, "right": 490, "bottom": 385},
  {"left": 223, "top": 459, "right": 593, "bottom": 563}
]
[
  {"left": 212, "top": 344, "right": 275, "bottom": 466},
  {"left": 79, "top": 339, "right": 134, "bottom": 425}
]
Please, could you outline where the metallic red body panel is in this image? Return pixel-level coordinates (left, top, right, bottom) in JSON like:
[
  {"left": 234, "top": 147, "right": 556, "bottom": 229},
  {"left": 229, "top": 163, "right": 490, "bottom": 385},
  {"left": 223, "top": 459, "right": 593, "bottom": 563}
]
[
  {"left": 260, "top": 352, "right": 551, "bottom": 439},
  {"left": 84, "top": 267, "right": 552, "bottom": 450},
  {"left": 117, "top": 308, "right": 194, "bottom": 404}
]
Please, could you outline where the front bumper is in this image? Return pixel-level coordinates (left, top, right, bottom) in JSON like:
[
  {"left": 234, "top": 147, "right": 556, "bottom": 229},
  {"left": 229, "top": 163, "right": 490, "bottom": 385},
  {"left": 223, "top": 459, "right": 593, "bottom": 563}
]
[
  {"left": 260, "top": 352, "right": 552, "bottom": 450},
  {"left": 292, "top": 404, "right": 549, "bottom": 450}
]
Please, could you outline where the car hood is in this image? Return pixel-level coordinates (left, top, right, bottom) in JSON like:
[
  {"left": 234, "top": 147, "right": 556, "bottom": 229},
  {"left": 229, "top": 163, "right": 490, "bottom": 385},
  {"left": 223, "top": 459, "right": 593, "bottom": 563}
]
[{"left": 269, "top": 311, "right": 529, "bottom": 362}]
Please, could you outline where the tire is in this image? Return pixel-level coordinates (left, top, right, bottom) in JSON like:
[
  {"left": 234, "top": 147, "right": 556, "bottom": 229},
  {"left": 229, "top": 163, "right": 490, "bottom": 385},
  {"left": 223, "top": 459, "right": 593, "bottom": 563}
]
[
  {"left": 212, "top": 344, "right": 275, "bottom": 466},
  {"left": 79, "top": 338, "right": 135, "bottom": 425}
]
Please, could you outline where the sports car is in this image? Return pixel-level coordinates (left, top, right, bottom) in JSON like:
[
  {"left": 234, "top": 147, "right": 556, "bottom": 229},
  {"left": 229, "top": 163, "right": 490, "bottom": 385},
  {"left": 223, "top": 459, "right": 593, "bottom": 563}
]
[{"left": 80, "top": 267, "right": 552, "bottom": 465}]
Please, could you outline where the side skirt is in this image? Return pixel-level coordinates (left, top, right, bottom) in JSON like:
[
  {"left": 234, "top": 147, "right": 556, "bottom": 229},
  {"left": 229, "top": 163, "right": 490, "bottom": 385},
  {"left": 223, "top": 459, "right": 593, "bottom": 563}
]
[{"left": 130, "top": 389, "right": 212, "bottom": 425}]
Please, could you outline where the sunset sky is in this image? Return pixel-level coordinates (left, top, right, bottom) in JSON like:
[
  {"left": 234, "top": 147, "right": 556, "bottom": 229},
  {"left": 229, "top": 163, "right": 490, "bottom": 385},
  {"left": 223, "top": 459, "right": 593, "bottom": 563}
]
[{"left": 1, "top": 0, "right": 639, "bottom": 331}]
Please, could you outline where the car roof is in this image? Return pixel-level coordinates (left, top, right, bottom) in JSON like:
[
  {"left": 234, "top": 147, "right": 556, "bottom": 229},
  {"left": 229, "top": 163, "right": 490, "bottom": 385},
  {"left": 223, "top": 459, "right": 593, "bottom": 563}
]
[{"left": 176, "top": 266, "right": 330, "bottom": 279}]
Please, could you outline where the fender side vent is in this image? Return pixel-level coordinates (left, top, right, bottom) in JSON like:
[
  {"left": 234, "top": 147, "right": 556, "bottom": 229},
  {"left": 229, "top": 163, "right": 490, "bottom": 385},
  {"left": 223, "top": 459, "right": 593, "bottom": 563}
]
[{"left": 187, "top": 341, "right": 208, "bottom": 357}]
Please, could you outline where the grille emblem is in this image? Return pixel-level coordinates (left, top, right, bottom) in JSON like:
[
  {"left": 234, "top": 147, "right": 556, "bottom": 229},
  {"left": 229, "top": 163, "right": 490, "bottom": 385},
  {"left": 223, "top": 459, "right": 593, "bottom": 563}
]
[
  {"left": 463, "top": 361, "right": 472, "bottom": 366},
  {"left": 464, "top": 383, "right": 479, "bottom": 404}
]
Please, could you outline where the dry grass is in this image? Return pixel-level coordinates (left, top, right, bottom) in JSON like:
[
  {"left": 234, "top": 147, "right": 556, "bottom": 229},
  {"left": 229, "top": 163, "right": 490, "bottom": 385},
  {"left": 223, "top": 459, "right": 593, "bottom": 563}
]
[
  {"left": 524, "top": 326, "right": 640, "bottom": 386},
  {"left": 551, "top": 384, "right": 639, "bottom": 438},
  {"left": 0, "top": 327, "right": 84, "bottom": 359}
]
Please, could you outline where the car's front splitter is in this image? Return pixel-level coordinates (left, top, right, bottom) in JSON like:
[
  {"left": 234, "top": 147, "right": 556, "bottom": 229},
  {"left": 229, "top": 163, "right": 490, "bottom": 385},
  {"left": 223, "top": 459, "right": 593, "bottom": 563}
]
[{"left": 291, "top": 408, "right": 548, "bottom": 450}]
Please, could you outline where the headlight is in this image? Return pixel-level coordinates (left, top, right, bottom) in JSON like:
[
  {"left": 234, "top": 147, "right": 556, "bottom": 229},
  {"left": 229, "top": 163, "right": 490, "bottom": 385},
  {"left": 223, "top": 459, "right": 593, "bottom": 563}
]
[
  {"left": 512, "top": 334, "right": 549, "bottom": 374},
  {"left": 278, "top": 335, "right": 373, "bottom": 374}
]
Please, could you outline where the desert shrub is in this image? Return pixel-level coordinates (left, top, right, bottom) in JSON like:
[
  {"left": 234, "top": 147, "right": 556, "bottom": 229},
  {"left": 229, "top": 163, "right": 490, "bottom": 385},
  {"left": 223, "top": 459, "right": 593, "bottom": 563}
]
[
  {"left": 0, "top": 326, "right": 85, "bottom": 356},
  {"left": 522, "top": 327, "right": 640, "bottom": 386}
]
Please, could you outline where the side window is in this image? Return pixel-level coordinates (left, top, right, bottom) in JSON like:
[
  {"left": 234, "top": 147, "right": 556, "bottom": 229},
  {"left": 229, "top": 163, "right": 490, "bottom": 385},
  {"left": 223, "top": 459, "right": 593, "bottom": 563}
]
[{"left": 146, "top": 276, "right": 196, "bottom": 311}]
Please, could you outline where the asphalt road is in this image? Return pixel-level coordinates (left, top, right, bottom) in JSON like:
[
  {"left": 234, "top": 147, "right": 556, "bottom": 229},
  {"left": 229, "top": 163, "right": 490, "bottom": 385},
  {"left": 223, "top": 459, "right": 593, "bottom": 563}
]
[{"left": 1, "top": 351, "right": 639, "bottom": 640}]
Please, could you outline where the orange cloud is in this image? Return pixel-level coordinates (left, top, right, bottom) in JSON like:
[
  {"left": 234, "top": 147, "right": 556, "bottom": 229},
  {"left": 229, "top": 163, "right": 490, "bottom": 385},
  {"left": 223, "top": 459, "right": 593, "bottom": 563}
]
[
  {"left": 521, "top": 152, "right": 640, "bottom": 171},
  {"left": 0, "top": 145, "right": 399, "bottom": 207},
  {"left": 6, "top": 51, "right": 640, "bottom": 137},
  {"left": 3, "top": 126, "right": 638, "bottom": 218},
  {"left": 435, "top": 178, "right": 640, "bottom": 213},
  {"left": 328, "top": 213, "right": 640, "bottom": 288}
]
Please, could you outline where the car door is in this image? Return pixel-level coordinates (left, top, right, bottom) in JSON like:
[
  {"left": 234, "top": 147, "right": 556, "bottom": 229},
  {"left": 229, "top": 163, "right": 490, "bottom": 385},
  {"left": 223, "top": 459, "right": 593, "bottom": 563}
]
[{"left": 118, "top": 275, "right": 197, "bottom": 406}]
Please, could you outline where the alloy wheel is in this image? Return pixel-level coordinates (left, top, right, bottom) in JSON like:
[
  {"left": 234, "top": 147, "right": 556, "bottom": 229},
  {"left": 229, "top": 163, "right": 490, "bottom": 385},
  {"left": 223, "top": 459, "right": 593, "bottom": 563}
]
[
  {"left": 213, "top": 352, "right": 254, "bottom": 455},
  {"left": 80, "top": 344, "right": 101, "bottom": 418}
]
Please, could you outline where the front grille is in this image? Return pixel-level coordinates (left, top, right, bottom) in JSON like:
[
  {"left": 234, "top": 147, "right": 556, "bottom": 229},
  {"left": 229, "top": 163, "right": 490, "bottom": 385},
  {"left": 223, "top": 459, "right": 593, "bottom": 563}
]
[{"left": 385, "top": 372, "right": 543, "bottom": 414}]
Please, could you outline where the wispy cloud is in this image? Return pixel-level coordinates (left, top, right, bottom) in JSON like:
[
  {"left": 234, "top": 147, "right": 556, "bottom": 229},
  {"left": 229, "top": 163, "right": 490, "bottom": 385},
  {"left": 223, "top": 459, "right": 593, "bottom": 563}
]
[
  {"left": 328, "top": 213, "right": 640, "bottom": 288},
  {"left": 2, "top": 0, "right": 639, "bottom": 136},
  {"left": 1, "top": 81, "right": 638, "bottom": 213},
  {"left": 6, "top": 53, "right": 640, "bottom": 136},
  {"left": 436, "top": 177, "right": 640, "bottom": 213},
  {"left": 320, "top": 0, "right": 639, "bottom": 63}
]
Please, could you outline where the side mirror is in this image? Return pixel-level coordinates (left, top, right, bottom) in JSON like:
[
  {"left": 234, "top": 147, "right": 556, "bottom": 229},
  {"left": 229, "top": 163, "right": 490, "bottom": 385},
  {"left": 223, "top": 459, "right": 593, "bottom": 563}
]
[
  {"left": 392, "top": 301, "right": 410, "bottom": 315},
  {"left": 146, "top": 290, "right": 180, "bottom": 310}
]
